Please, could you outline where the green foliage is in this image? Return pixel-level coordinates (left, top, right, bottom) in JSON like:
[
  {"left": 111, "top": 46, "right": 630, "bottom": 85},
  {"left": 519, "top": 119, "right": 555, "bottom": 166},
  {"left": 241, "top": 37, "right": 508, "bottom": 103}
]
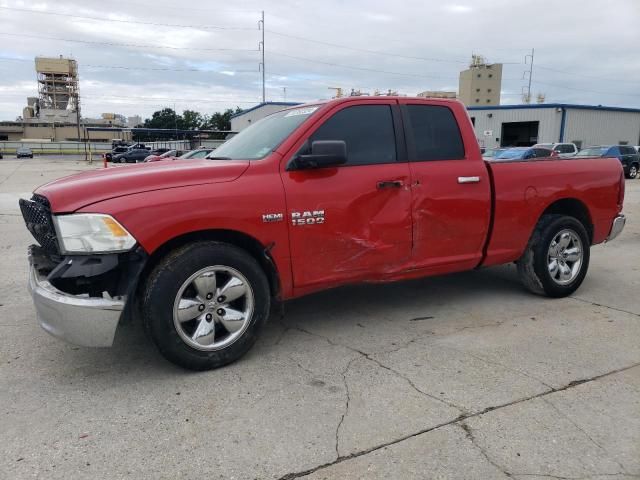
[{"left": 142, "top": 107, "right": 243, "bottom": 132}]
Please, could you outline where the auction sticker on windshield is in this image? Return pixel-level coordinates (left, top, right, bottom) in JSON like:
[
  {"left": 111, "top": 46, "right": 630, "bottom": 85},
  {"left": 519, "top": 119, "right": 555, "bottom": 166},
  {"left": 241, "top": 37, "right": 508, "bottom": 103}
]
[{"left": 284, "top": 106, "right": 319, "bottom": 117}]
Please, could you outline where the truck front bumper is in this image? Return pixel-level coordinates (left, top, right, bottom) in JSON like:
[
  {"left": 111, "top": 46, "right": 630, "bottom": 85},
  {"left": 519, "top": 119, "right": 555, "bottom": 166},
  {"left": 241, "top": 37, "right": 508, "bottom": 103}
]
[
  {"left": 606, "top": 214, "right": 625, "bottom": 242},
  {"left": 28, "top": 250, "right": 124, "bottom": 347}
]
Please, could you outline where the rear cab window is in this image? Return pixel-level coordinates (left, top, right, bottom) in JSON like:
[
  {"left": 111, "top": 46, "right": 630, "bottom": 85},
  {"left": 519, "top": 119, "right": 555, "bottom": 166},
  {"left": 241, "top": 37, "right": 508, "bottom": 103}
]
[{"left": 403, "top": 105, "right": 465, "bottom": 161}]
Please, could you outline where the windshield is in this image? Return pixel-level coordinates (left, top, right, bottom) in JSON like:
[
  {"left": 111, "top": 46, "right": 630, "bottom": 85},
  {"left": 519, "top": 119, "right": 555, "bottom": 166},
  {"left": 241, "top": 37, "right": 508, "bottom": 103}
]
[
  {"left": 575, "top": 147, "right": 606, "bottom": 157},
  {"left": 208, "top": 106, "right": 319, "bottom": 160},
  {"left": 482, "top": 148, "right": 504, "bottom": 158},
  {"left": 495, "top": 149, "right": 527, "bottom": 160},
  {"left": 160, "top": 150, "right": 176, "bottom": 158}
]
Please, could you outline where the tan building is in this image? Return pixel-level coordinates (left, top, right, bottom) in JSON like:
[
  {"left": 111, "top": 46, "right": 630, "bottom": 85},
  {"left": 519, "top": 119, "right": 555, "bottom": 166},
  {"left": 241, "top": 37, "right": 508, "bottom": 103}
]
[
  {"left": 0, "top": 122, "right": 131, "bottom": 142},
  {"left": 458, "top": 55, "right": 502, "bottom": 107}
]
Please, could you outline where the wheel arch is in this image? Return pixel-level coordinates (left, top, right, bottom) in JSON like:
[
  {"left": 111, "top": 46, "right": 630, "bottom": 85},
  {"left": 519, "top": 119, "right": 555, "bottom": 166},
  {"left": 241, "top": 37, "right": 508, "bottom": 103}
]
[
  {"left": 140, "top": 229, "right": 282, "bottom": 300},
  {"left": 539, "top": 198, "right": 593, "bottom": 243}
]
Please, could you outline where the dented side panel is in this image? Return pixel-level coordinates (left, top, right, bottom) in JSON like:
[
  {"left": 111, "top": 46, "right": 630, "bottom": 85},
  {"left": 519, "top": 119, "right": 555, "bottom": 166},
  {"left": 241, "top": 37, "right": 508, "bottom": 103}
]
[{"left": 282, "top": 163, "right": 413, "bottom": 288}]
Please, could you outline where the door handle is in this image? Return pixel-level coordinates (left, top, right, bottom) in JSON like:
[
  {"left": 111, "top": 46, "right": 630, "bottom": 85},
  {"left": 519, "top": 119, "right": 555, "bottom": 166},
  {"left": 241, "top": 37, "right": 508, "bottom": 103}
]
[
  {"left": 457, "top": 176, "right": 480, "bottom": 184},
  {"left": 377, "top": 180, "right": 404, "bottom": 189}
]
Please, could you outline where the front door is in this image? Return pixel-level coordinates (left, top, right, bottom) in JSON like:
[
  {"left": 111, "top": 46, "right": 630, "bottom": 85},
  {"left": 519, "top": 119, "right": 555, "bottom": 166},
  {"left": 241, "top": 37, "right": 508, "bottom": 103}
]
[
  {"left": 281, "top": 101, "right": 412, "bottom": 289},
  {"left": 399, "top": 100, "right": 492, "bottom": 270}
]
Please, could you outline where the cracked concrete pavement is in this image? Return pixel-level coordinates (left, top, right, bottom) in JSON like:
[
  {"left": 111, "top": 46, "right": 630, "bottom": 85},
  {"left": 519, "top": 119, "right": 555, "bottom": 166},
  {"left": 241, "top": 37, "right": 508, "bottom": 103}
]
[{"left": 0, "top": 157, "right": 639, "bottom": 479}]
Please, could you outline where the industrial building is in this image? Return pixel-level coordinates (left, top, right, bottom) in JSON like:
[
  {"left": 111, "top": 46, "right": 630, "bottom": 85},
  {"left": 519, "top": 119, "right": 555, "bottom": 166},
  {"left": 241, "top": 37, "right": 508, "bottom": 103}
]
[
  {"left": 0, "top": 56, "right": 139, "bottom": 142},
  {"left": 458, "top": 55, "right": 503, "bottom": 107},
  {"left": 468, "top": 103, "right": 640, "bottom": 149},
  {"left": 230, "top": 101, "right": 300, "bottom": 131}
]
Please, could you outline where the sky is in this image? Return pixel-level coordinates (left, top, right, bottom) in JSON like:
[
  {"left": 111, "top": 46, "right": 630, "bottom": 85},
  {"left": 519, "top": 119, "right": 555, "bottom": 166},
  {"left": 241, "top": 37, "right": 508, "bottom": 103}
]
[{"left": 0, "top": 0, "right": 639, "bottom": 121}]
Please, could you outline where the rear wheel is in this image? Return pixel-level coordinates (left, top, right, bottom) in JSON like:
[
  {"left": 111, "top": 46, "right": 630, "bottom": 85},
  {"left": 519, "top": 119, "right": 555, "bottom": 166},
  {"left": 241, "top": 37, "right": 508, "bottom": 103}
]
[
  {"left": 142, "top": 241, "right": 270, "bottom": 370},
  {"left": 517, "top": 214, "right": 590, "bottom": 297},
  {"left": 628, "top": 164, "right": 638, "bottom": 179}
]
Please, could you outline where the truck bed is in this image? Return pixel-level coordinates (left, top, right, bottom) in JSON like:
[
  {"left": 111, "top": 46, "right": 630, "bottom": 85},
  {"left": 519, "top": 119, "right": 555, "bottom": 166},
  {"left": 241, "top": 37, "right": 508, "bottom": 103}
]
[{"left": 482, "top": 156, "right": 623, "bottom": 267}]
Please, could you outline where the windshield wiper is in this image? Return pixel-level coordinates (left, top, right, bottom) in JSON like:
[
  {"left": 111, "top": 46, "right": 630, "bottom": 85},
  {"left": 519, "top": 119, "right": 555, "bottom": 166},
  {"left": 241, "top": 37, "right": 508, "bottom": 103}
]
[{"left": 207, "top": 156, "right": 232, "bottom": 160}]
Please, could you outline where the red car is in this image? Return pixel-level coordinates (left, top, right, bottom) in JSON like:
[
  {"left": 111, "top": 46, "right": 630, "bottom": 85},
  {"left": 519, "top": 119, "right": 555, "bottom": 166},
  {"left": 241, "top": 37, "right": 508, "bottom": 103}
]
[
  {"left": 143, "top": 149, "right": 184, "bottom": 162},
  {"left": 145, "top": 148, "right": 214, "bottom": 162},
  {"left": 20, "top": 97, "right": 625, "bottom": 370}
]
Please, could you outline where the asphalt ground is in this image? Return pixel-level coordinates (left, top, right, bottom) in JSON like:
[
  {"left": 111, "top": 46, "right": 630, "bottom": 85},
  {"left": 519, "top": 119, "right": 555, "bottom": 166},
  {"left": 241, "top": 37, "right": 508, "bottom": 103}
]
[{"left": 1, "top": 157, "right": 638, "bottom": 479}]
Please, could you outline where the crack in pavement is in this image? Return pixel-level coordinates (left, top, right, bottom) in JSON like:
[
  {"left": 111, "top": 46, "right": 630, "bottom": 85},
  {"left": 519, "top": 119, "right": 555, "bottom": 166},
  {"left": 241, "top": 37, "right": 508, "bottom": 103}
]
[
  {"left": 540, "top": 397, "right": 630, "bottom": 476},
  {"left": 569, "top": 296, "right": 640, "bottom": 318},
  {"left": 283, "top": 322, "right": 466, "bottom": 413},
  {"left": 335, "top": 357, "right": 357, "bottom": 459},
  {"left": 511, "top": 473, "right": 640, "bottom": 479},
  {"left": 458, "top": 421, "right": 513, "bottom": 478},
  {"left": 440, "top": 344, "right": 556, "bottom": 391},
  {"left": 276, "top": 359, "right": 640, "bottom": 480}
]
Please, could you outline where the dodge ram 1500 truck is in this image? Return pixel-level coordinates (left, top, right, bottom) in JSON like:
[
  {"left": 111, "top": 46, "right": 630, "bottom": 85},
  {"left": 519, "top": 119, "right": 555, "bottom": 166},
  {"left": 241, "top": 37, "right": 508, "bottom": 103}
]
[{"left": 19, "top": 97, "right": 626, "bottom": 370}]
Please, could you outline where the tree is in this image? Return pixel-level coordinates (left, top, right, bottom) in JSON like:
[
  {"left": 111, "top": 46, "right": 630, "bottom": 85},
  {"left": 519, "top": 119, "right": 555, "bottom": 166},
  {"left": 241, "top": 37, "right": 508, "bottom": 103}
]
[
  {"left": 202, "top": 107, "right": 243, "bottom": 131},
  {"left": 143, "top": 108, "right": 182, "bottom": 130},
  {"left": 141, "top": 106, "right": 243, "bottom": 133},
  {"left": 182, "top": 110, "right": 203, "bottom": 130}
]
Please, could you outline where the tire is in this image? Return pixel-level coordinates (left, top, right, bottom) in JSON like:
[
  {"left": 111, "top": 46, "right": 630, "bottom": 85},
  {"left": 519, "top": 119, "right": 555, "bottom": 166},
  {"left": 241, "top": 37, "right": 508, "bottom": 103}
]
[
  {"left": 628, "top": 163, "right": 638, "bottom": 179},
  {"left": 142, "top": 241, "right": 270, "bottom": 370},
  {"left": 517, "top": 214, "right": 590, "bottom": 298}
]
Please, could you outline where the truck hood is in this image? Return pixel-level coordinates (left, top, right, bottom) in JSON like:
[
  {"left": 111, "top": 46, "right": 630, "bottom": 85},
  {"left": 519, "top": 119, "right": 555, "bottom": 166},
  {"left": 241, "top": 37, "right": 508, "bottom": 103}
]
[{"left": 35, "top": 159, "right": 250, "bottom": 212}]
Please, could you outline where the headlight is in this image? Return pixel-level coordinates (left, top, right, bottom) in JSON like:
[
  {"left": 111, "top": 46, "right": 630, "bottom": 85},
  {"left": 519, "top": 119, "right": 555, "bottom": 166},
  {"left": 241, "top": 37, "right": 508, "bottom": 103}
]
[{"left": 53, "top": 214, "right": 137, "bottom": 254}]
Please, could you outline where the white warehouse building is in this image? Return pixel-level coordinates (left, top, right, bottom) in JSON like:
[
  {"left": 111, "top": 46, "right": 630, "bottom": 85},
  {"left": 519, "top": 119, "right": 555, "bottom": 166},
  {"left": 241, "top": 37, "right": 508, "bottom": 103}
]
[
  {"left": 230, "top": 102, "right": 301, "bottom": 131},
  {"left": 468, "top": 103, "right": 640, "bottom": 150}
]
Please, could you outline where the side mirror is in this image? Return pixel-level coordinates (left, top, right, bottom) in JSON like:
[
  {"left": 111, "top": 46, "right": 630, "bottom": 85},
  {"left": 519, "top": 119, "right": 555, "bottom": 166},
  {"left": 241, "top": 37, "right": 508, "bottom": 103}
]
[{"left": 288, "top": 140, "right": 347, "bottom": 171}]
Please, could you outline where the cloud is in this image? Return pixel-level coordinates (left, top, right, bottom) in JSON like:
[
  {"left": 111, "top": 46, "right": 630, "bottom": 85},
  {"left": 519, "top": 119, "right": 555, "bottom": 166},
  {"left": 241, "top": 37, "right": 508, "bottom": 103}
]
[
  {"left": 0, "top": 0, "right": 638, "bottom": 121},
  {"left": 443, "top": 4, "right": 473, "bottom": 13}
]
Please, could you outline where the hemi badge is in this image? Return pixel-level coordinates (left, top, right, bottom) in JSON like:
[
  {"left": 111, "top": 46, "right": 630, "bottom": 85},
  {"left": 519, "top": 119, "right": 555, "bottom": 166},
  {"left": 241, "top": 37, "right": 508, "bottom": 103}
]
[{"left": 262, "top": 213, "right": 284, "bottom": 223}]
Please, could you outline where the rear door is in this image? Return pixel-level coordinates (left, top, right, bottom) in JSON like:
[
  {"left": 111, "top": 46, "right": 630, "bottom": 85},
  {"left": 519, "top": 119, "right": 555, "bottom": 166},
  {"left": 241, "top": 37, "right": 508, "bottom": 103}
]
[
  {"left": 281, "top": 101, "right": 413, "bottom": 288},
  {"left": 399, "top": 100, "right": 491, "bottom": 270}
]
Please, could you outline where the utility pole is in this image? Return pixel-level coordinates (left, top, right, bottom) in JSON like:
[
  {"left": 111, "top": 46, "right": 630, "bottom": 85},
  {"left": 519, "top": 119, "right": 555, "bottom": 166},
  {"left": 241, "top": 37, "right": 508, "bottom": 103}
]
[
  {"left": 524, "top": 48, "right": 534, "bottom": 103},
  {"left": 259, "top": 11, "right": 265, "bottom": 103},
  {"left": 282, "top": 87, "right": 286, "bottom": 102}
]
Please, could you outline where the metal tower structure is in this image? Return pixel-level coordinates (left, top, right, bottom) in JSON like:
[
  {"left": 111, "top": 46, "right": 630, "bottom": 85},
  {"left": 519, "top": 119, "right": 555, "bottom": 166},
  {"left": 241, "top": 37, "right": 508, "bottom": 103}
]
[{"left": 35, "top": 56, "right": 79, "bottom": 113}]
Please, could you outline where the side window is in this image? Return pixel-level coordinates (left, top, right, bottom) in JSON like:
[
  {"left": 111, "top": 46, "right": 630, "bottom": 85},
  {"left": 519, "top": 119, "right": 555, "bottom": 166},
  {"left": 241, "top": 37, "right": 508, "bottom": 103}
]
[
  {"left": 311, "top": 105, "right": 397, "bottom": 166},
  {"left": 406, "top": 105, "right": 465, "bottom": 161},
  {"left": 536, "top": 148, "right": 551, "bottom": 157}
]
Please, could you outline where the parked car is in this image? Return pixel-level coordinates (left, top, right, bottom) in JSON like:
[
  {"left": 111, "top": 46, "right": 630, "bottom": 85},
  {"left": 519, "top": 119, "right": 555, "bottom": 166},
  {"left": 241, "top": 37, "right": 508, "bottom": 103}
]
[
  {"left": 494, "top": 146, "right": 555, "bottom": 161},
  {"left": 19, "top": 97, "right": 626, "bottom": 370},
  {"left": 575, "top": 145, "right": 639, "bottom": 179},
  {"left": 481, "top": 147, "right": 505, "bottom": 160},
  {"left": 105, "top": 146, "right": 128, "bottom": 162},
  {"left": 0, "top": 149, "right": 3, "bottom": 159},
  {"left": 533, "top": 143, "right": 579, "bottom": 158},
  {"left": 144, "top": 149, "right": 184, "bottom": 162},
  {"left": 16, "top": 146, "right": 34, "bottom": 158},
  {"left": 182, "top": 148, "right": 214, "bottom": 159},
  {"left": 112, "top": 147, "right": 153, "bottom": 164}
]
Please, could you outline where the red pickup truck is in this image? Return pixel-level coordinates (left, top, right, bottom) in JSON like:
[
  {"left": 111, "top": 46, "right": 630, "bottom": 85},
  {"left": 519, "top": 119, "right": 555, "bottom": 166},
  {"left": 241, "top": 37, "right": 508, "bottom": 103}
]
[{"left": 20, "top": 97, "right": 626, "bottom": 370}]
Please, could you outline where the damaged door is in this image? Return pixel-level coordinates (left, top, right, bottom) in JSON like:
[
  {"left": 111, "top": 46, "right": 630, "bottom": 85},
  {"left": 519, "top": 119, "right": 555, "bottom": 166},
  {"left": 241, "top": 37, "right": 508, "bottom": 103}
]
[{"left": 281, "top": 101, "right": 412, "bottom": 289}]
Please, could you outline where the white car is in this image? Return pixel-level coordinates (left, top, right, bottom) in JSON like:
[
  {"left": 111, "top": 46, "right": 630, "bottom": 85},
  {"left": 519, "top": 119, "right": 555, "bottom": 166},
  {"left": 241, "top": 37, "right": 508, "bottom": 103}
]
[{"left": 533, "top": 142, "right": 578, "bottom": 158}]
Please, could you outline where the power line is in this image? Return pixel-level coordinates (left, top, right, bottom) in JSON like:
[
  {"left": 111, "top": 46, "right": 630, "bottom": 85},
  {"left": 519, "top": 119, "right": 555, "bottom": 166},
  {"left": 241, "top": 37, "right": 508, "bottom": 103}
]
[
  {"left": 0, "top": 56, "right": 258, "bottom": 74},
  {"left": 266, "top": 29, "right": 468, "bottom": 64},
  {"left": 0, "top": 6, "right": 257, "bottom": 31},
  {"left": 0, "top": 32, "right": 258, "bottom": 53},
  {"left": 268, "top": 51, "right": 457, "bottom": 79},
  {"left": 536, "top": 65, "right": 639, "bottom": 84},
  {"left": 534, "top": 80, "right": 640, "bottom": 97},
  {"left": 0, "top": 92, "right": 260, "bottom": 104}
]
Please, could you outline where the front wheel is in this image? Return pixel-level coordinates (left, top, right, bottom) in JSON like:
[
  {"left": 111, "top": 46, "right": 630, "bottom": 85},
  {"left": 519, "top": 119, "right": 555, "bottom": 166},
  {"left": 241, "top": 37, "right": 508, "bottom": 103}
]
[
  {"left": 628, "top": 164, "right": 638, "bottom": 179},
  {"left": 517, "top": 214, "right": 590, "bottom": 297},
  {"left": 142, "top": 241, "right": 270, "bottom": 370}
]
